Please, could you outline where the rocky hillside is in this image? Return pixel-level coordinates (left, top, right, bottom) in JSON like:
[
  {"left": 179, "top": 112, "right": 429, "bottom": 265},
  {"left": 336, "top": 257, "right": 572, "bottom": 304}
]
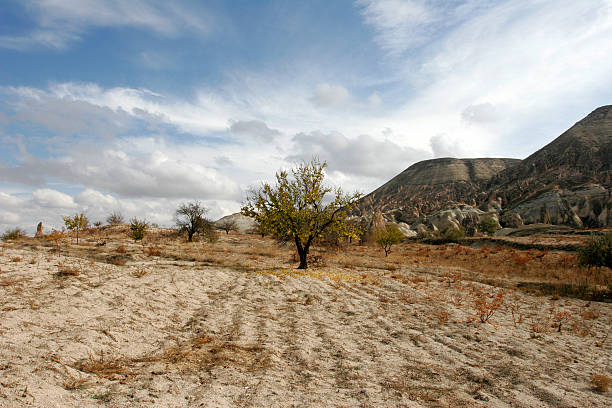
[
  {"left": 355, "top": 158, "right": 520, "bottom": 224},
  {"left": 356, "top": 105, "right": 612, "bottom": 231},
  {"left": 485, "top": 105, "right": 612, "bottom": 227}
]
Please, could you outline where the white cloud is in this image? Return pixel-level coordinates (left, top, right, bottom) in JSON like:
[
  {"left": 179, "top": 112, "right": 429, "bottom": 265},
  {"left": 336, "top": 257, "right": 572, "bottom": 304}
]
[
  {"left": 75, "top": 189, "right": 118, "bottom": 208},
  {"left": 461, "top": 102, "right": 499, "bottom": 124},
  {"left": 287, "top": 131, "right": 430, "bottom": 178},
  {"left": 229, "top": 120, "right": 281, "bottom": 142},
  {"left": 357, "top": 0, "right": 454, "bottom": 56},
  {"left": 310, "top": 84, "right": 350, "bottom": 108},
  {"left": 32, "top": 188, "right": 77, "bottom": 209},
  {"left": 429, "top": 134, "right": 472, "bottom": 158},
  {"left": 0, "top": 192, "right": 24, "bottom": 208},
  {"left": 0, "top": 0, "right": 211, "bottom": 50},
  {"left": 0, "top": 211, "right": 20, "bottom": 224}
]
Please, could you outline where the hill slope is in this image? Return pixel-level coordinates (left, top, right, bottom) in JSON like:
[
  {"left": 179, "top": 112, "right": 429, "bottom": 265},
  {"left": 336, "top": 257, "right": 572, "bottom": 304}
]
[
  {"left": 355, "top": 158, "right": 520, "bottom": 223},
  {"left": 357, "top": 105, "right": 612, "bottom": 229},
  {"left": 486, "top": 105, "right": 612, "bottom": 227}
]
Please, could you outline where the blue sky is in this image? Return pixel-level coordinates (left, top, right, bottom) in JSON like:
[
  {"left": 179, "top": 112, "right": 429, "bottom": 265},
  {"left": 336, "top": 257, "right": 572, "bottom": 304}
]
[{"left": 1, "top": 0, "right": 612, "bottom": 232}]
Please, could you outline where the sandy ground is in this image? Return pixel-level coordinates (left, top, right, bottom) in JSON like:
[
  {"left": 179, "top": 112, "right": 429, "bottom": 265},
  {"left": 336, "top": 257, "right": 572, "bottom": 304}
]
[{"left": 1, "top": 239, "right": 611, "bottom": 407}]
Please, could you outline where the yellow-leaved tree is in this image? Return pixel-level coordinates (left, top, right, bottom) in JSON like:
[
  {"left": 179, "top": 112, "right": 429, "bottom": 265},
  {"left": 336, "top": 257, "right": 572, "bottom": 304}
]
[
  {"left": 242, "top": 159, "right": 361, "bottom": 269},
  {"left": 63, "top": 213, "right": 88, "bottom": 244}
]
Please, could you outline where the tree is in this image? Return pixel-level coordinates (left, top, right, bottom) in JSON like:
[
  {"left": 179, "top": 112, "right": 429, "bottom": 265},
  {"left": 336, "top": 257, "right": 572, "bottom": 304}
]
[
  {"left": 376, "top": 224, "right": 404, "bottom": 256},
  {"left": 175, "top": 201, "right": 215, "bottom": 242},
  {"left": 128, "top": 218, "right": 148, "bottom": 242},
  {"left": 241, "top": 159, "right": 361, "bottom": 269},
  {"left": 63, "top": 213, "right": 88, "bottom": 244},
  {"left": 217, "top": 218, "right": 238, "bottom": 234},
  {"left": 106, "top": 211, "right": 124, "bottom": 225}
]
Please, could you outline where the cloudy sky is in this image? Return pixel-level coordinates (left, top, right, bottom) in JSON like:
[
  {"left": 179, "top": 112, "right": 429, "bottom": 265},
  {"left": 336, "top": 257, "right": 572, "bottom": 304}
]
[{"left": 1, "top": 0, "right": 611, "bottom": 232}]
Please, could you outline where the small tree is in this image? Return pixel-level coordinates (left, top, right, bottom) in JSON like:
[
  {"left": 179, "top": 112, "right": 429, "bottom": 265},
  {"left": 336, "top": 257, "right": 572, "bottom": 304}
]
[
  {"left": 106, "top": 211, "right": 124, "bottom": 225},
  {"left": 128, "top": 218, "right": 148, "bottom": 243},
  {"left": 175, "top": 201, "right": 215, "bottom": 242},
  {"left": 217, "top": 218, "right": 238, "bottom": 234},
  {"left": 242, "top": 159, "right": 361, "bottom": 269},
  {"left": 376, "top": 224, "right": 404, "bottom": 256},
  {"left": 63, "top": 213, "right": 88, "bottom": 244}
]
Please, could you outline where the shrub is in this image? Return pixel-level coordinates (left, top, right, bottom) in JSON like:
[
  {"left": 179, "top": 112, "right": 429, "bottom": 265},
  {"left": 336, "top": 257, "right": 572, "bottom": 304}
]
[
  {"left": 478, "top": 216, "right": 499, "bottom": 235},
  {"left": 442, "top": 227, "right": 465, "bottom": 243},
  {"left": 375, "top": 225, "right": 404, "bottom": 256},
  {"left": 590, "top": 374, "right": 612, "bottom": 393},
  {"left": 471, "top": 288, "right": 504, "bottom": 323},
  {"left": 106, "top": 212, "right": 124, "bottom": 225},
  {"left": 128, "top": 218, "right": 148, "bottom": 242},
  {"left": 577, "top": 233, "right": 612, "bottom": 268},
  {"left": 1, "top": 227, "right": 27, "bottom": 241}
]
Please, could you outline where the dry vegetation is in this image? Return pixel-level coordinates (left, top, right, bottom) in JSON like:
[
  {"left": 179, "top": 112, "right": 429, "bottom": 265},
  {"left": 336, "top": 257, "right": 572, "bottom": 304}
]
[{"left": 0, "top": 226, "right": 610, "bottom": 407}]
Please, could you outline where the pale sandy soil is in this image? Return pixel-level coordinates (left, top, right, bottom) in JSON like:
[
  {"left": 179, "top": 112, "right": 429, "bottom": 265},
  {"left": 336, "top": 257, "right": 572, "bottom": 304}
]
[{"left": 1, "top": 237, "right": 611, "bottom": 407}]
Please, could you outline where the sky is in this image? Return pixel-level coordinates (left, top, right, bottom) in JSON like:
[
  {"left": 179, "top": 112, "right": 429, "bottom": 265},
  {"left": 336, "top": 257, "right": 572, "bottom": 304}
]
[{"left": 1, "top": 0, "right": 612, "bottom": 233}]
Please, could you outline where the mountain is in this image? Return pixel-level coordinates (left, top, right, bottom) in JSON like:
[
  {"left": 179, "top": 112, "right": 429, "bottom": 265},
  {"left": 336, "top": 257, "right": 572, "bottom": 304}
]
[
  {"left": 486, "top": 105, "right": 612, "bottom": 227},
  {"left": 354, "top": 158, "right": 520, "bottom": 224},
  {"left": 356, "top": 106, "right": 612, "bottom": 230}
]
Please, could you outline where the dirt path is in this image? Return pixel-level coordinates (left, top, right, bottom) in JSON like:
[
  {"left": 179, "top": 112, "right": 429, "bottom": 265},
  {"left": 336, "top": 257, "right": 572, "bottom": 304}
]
[{"left": 1, "top": 246, "right": 611, "bottom": 407}]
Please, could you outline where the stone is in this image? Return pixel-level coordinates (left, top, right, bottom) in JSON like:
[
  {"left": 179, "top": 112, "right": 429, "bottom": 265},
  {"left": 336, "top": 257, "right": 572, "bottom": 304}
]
[{"left": 35, "top": 222, "right": 43, "bottom": 238}]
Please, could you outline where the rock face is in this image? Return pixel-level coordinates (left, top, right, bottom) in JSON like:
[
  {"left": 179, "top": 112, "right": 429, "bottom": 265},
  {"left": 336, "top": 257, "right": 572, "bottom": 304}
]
[
  {"left": 485, "top": 105, "right": 612, "bottom": 227},
  {"left": 356, "top": 105, "right": 612, "bottom": 231},
  {"left": 411, "top": 205, "right": 500, "bottom": 236},
  {"left": 355, "top": 158, "right": 520, "bottom": 224},
  {"left": 35, "top": 222, "right": 43, "bottom": 238}
]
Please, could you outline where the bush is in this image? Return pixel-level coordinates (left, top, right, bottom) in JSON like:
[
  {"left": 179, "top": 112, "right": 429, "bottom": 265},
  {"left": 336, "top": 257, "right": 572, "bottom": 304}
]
[
  {"left": 420, "top": 226, "right": 466, "bottom": 245},
  {"left": 578, "top": 233, "right": 612, "bottom": 268},
  {"left": 1, "top": 227, "right": 27, "bottom": 241},
  {"left": 479, "top": 216, "right": 499, "bottom": 235},
  {"left": 128, "top": 218, "right": 148, "bottom": 242},
  {"left": 444, "top": 227, "right": 465, "bottom": 243},
  {"left": 106, "top": 212, "right": 124, "bottom": 225},
  {"left": 376, "top": 225, "right": 404, "bottom": 256}
]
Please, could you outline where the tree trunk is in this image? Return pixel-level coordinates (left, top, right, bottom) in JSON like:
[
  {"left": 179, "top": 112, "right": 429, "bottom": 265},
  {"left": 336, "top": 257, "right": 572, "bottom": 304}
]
[
  {"left": 295, "top": 236, "right": 308, "bottom": 269},
  {"left": 76, "top": 227, "right": 79, "bottom": 245},
  {"left": 188, "top": 231, "right": 194, "bottom": 242}
]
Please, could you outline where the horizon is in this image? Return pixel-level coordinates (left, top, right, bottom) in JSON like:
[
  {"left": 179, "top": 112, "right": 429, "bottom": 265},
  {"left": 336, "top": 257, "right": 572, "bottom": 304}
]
[{"left": 1, "top": 0, "right": 612, "bottom": 233}]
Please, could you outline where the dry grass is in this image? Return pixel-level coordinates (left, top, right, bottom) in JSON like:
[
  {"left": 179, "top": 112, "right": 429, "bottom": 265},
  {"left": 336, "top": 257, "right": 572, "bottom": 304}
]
[
  {"left": 133, "top": 266, "right": 148, "bottom": 278},
  {"left": 61, "top": 372, "right": 92, "bottom": 390},
  {"left": 145, "top": 246, "right": 162, "bottom": 257},
  {"left": 1, "top": 229, "right": 611, "bottom": 407},
  {"left": 590, "top": 374, "right": 612, "bottom": 393},
  {"left": 54, "top": 265, "right": 80, "bottom": 277}
]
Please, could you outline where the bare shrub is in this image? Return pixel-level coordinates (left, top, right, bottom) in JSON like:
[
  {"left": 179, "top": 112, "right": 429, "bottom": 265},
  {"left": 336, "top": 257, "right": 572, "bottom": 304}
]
[
  {"left": 470, "top": 288, "right": 504, "bottom": 324},
  {"left": 1, "top": 227, "right": 27, "bottom": 241},
  {"left": 106, "top": 212, "right": 124, "bottom": 225}
]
